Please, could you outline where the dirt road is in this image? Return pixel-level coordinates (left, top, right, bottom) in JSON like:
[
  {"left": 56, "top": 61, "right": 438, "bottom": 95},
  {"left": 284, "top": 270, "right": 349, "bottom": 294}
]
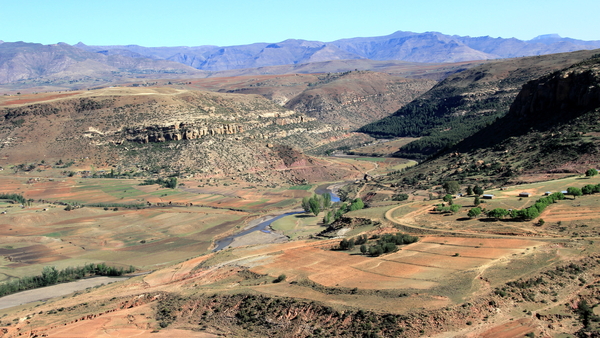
[{"left": 0, "top": 276, "right": 128, "bottom": 310}]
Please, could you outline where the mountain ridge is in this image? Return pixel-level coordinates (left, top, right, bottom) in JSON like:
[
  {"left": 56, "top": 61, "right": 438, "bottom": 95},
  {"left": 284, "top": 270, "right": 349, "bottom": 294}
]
[{"left": 71, "top": 30, "right": 600, "bottom": 71}]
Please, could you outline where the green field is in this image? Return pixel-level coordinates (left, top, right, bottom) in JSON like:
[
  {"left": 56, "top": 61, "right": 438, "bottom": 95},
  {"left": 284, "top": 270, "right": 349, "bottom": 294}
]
[
  {"left": 270, "top": 213, "right": 323, "bottom": 239},
  {"left": 288, "top": 185, "right": 313, "bottom": 190}
]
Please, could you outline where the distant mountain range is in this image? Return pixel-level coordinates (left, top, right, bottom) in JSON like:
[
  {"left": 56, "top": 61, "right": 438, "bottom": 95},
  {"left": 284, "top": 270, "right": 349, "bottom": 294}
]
[
  {"left": 1, "top": 30, "right": 599, "bottom": 90},
  {"left": 73, "top": 31, "right": 600, "bottom": 71},
  {"left": 0, "top": 41, "right": 205, "bottom": 87}
]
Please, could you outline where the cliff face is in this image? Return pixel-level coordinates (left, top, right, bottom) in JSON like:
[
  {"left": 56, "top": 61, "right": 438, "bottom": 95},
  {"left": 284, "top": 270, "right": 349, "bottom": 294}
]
[
  {"left": 357, "top": 49, "right": 600, "bottom": 159},
  {"left": 453, "top": 55, "right": 600, "bottom": 174},
  {"left": 383, "top": 55, "right": 600, "bottom": 187},
  {"left": 509, "top": 59, "right": 600, "bottom": 128}
]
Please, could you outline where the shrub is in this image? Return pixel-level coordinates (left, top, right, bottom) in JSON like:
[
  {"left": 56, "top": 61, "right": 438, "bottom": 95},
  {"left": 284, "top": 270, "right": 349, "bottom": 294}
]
[{"left": 273, "top": 274, "right": 287, "bottom": 283}]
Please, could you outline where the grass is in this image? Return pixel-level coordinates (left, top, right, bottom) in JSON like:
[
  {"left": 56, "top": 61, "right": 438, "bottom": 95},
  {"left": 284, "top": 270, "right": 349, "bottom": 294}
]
[
  {"left": 346, "top": 205, "right": 394, "bottom": 220},
  {"left": 354, "top": 157, "right": 388, "bottom": 162},
  {"left": 270, "top": 213, "right": 323, "bottom": 240},
  {"left": 288, "top": 185, "right": 313, "bottom": 190}
]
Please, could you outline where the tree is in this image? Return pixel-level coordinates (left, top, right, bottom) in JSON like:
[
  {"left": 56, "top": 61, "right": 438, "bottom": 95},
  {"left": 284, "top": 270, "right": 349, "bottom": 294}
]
[
  {"left": 348, "top": 238, "right": 355, "bottom": 250},
  {"left": 474, "top": 196, "right": 481, "bottom": 206},
  {"left": 360, "top": 244, "right": 367, "bottom": 255},
  {"left": 582, "top": 184, "right": 595, "bottom": 195},
  {"left": 466, "top": 185, "right": 473, "bottom": 196},
  {"left": 309, "top": 197, "right": 321, "bottom": 216},
  {"left": 487, "top": 208, "right": 509, "bottom": 220},
  {"left": 323, "top": 211, "right": 332, "bottom": 224},
  {"left": 467, "top": 207, "right": 481, "bottom": 218},
  {"left": 339, "top": 239, "right": 350, "bottom": 250},
  {"left": 301, "top": 197, "right": 311, "bottom": 213},
  {"left": 473, "top": 185, "right": 484, "bottom": 196},
  {"left": 349, "top": 198, "right": 364, "bottom": 211},
  {"left": 585, "top": 168, "right": 598, "bottom": 177},
  {"left": 443, "top": 181, "right": 460, "bottom": 194},
  {"left": 449, "top": 204, "right": 461, "bottom": 213},
  {"left": 42, "top": 266, "right": 59, "bottom": 286},
  {"left": 322, "top": 193, "right": 331, "bottom": 209},
  {"left": 567, "top": 187, "right": 583, "bottom": 199},
  {"left": 393, "top": 193, "right": 409, "bottom": 201},
  {"left": 443, "top": 194, "right": 454, "bottom": 203},
  {"left": 166, "top": 177, "right": 178, "bottom": 189}
]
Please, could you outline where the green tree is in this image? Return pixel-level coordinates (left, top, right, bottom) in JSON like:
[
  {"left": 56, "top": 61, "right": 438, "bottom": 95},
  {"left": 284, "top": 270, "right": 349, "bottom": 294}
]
[
  {"left": 449, "top": 204, "right": 461, "bottom": 213},
  {"left": 474, "top": 196, "right": 481, "bottom": 206},
  {"left": 473, "top": 185, "right": 484, "bottom": 196},
  {"left": 567, "top": 187, "right": 583, "bottom": 199},
  {"left": 301, "top": 197, "right": 311, "bottom": 213},
  {"left": 322, "top": 193, "right": 332, "bottom": 209},
  {"left": 309, "top": 197, "right": 321, "bottom": 216},
  {"left": 582, "top": 184, "right": 595, "bottom": 195},
  {"left": 585, "top": 168, "right": 598, "bottom": 177},
  {"left": 360, "top": 244, "right": 367, "bottom": 254},
  {"left": 339, "top": 239, "right": 349, "bottom": 250},
  {"left": 348, "top": 238, "right": 355, "bottom": 250},
  {"left": 443, "top": 181, "right": 460, "bottom": 194},
  {"left": 466, "top": 185, "right": 473, "bottom": 195},
  {"left": 42, "top": 266, "right": 59, "bottom": 286},
  {"left": 166, "top": 177, "right": 178, "bottom": 189},
  {"left": 487, "top": 208, "right": 509, "bottom": 220},
  {"left": 349, "top": 198, "right": 364, "bottom": 211},
  {"left": 467, "top": 207, "right": 481, "bottom": 218},
  {"left": 443, "top": 194, "right": 454, "bottom": 203},
  {"left": 323, "top": 211, "right": 332, "bottom": 224}
]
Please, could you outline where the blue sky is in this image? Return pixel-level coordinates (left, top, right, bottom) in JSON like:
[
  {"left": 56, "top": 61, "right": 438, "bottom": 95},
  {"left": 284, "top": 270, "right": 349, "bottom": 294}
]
[{"left": 2, "top": 0, "right": 599, "bottom": 47}]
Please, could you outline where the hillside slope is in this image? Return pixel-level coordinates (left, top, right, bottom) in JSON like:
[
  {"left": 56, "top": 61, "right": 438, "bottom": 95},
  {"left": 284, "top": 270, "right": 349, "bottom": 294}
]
[
  {"left": 385, "top": 53, "right": 600, "bottom": 187},
  {"left": 0, "top": 87, "right": 369, "bottom": 185},
  {"left": 358, "top": 49, "right": 600, "bottom": 159},
  {"left": 192, "top": 71, "right": 435, "bottom": 130}
]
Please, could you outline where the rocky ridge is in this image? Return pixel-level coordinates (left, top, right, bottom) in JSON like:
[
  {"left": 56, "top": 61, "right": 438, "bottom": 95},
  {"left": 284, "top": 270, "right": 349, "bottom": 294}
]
[{"left": 0, "top": 87, "right": 368, "bottom": 184}]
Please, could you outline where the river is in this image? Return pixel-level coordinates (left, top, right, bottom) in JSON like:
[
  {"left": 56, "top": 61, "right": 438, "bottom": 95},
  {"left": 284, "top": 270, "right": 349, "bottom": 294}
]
[
  {"left": 212, "top": 185, "right": 341, "bottom": 252},
  {"left": 212, "top": 211, "right": 303, "bottom": 251}
]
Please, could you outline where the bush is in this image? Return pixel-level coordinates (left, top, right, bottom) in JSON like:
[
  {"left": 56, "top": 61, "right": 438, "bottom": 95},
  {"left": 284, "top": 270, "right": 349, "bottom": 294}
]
[
  {"left": 392, "top": 193, "right": 409, "bottom": 201},
  {"left": 273, "top": 274, "right": 286, "bottom": 283}
]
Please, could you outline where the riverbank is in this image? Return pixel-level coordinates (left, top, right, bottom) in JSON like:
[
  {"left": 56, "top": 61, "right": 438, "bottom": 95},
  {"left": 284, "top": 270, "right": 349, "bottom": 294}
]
[{"left": 212, "top": 209, "right": 304, "bottom": 251}]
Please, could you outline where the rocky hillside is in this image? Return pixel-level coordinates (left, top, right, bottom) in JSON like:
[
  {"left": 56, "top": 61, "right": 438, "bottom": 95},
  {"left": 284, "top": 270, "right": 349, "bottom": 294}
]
[
  {"left": 384, "top": 53, "right": 600, "bottom": 187},
  {"left": 189, "top": 71, "right": 435, "bottom": 130},
  {"left": 283, "top": 71, "right": 436, "bottom": 129},
  {"left": 0, "top": 87, "right": 370, "bottom": 185},
  {"left": 358, "top": 49, "right": 600, "bottom": 159}
]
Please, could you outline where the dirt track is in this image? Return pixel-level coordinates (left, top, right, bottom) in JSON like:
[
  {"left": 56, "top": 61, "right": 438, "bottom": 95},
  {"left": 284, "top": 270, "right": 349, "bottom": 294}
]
[{"left": 0, "top": 277, "right": 127, "bottom": 310}]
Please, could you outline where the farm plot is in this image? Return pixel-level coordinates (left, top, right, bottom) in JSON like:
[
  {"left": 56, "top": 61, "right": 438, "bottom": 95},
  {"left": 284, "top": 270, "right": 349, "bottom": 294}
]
[
  {"left": 242, "top": 236, "right": 542, "bottom": 292},
  {"left": 0, "top": 204, "right": 248, "bottom": 281}
]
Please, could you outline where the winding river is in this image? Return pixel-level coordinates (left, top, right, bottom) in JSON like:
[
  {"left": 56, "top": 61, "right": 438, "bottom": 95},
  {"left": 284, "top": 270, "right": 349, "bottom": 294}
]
[{"left": 212, "top": 185, "right": 341, "bottom": 252}]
